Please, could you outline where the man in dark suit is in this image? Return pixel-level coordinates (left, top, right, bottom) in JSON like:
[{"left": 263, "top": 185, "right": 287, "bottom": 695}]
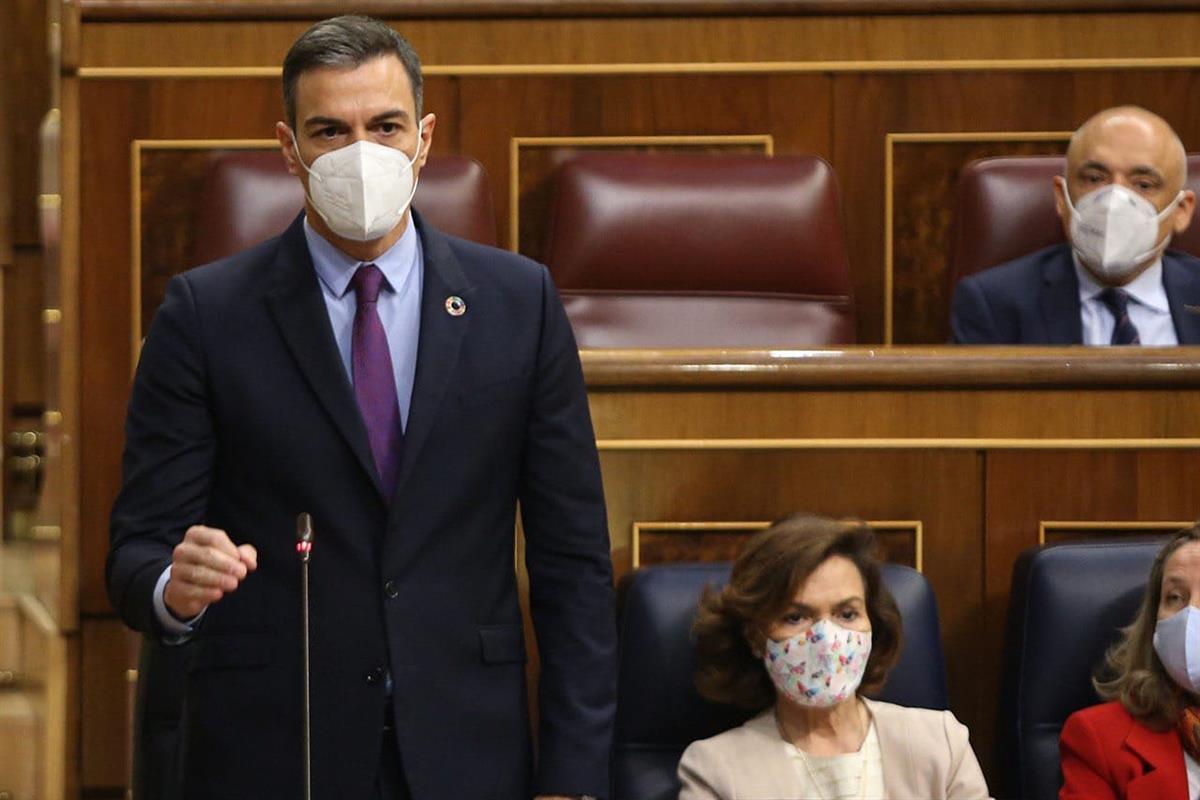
[
  {"left": 107, "top": 16, "right": 615, "bottom": 800},
  {"left": 951, "top": 106, "right": 1200, "bottom": 345}
]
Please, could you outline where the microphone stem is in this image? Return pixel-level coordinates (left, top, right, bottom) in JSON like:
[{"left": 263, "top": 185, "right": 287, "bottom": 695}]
[{"left": 302, "top": 557, "right": 312, "bottom": 800}]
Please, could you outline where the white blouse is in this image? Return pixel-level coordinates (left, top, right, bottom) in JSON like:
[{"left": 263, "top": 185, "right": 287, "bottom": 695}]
[{"left": 783, "top": 722, "right": 887, "bottom": 799}]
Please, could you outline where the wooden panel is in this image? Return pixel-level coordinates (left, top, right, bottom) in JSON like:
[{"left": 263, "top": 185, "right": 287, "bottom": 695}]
[
  {"left": 0, "top": 1, "right": 10, "bottom": 269},
  {"left": 588, "top": 385, "right": 1200, "bottom": 440},
  {"left": 70, "top": 1, "right": 1200, "bottom": 20},
  {"left": 1040, "top": 519, "right": 1190, "bottom": 545},
  {"left": 0, "top": 594, "right": 20, "bottom": 673},
  {"left": 985, "top": 450, "right": 1200, "bottom": 613},
  {"left": 76, "top": 13, "right": 1200, "bottom": 68},
  {"left": 15, "top": 596, "right": 72, "bottom": 800},
  {"left": 80, "top": 618, "right": 137, "bottom": 791},
  {"left": 633, "top": 520, "right": 920, "bottom": 568},
  {"left": 890, "top": 135, "right": 1068, "bottom": 344},
  {"left": 0, "top": 690, "right": 38, "bottom": 799},
  {"left": 6, "top": 249, "right": 47, "bottom": 411},
  {"left": 581, "top": 347, "right": 1200, "bottom": 387},
  {"left": 4, "top": 0, "right": 50, "bottom": 247}
]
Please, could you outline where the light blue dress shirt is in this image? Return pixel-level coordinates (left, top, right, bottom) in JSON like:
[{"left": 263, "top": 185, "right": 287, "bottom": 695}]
[
  {"left": 154, "top": 215, "right": 425, "bottom": 635},
  {"left": 303, "top": 215, "right": 423, "bottom": 427},
  {"left": 1073, "top": 255, "right": 1178, "bottom": 346}
]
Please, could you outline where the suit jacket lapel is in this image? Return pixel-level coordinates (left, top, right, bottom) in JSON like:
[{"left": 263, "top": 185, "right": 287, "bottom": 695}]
[
  {"left": 264, "top": 214, "right": 384, "bottom": 499},
  {"left": 1039, "top": 246, "right": 1085, "bottom": 344},
  {"left": 1124, "top": 720, "right": 1188, "bottom": 800},
  {"left": 868, "top": 699, "right": 919, "bottom": 798},
  {"left": 1163, "top": 251, "right": 1200, "bottom": 344},
  {"left": 391, "top": 214, "right": 473, "bottom": 501}
]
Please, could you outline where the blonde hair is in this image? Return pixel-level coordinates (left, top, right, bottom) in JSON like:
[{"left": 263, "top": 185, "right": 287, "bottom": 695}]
[{"left": 1094, "top": 523, "right": 1200, "bottom": 730}]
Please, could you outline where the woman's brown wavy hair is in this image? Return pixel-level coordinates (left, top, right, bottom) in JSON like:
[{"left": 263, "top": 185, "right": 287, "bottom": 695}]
[
  {"left": 1094, "top": 523, "right": 1200, "bottom": 731},
  {"left": 692, "top": 513, "right": 903, "bottom": 710}
]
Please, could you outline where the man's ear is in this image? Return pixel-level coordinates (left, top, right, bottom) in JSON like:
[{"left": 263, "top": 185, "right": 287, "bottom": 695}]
[
  {"left": 276, "top": 121, "right": 301, "bottom": 177},
  {"left": 1053, "top": 175, "right": 1074, "bottom": 239},
  {"left": 1053, "top": 175, "right": 1069, "bottom": 223},
  {"left": 1172, "top": 189, "right": 1196, "bottom": 235},
  {"left": 416, "top": 113, "right": 436, "bottom": 171}
]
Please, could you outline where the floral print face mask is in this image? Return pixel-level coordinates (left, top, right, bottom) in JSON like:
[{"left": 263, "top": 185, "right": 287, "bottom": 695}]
[{"left": 762, "top": 619, "right": 872, "bottom": 708}]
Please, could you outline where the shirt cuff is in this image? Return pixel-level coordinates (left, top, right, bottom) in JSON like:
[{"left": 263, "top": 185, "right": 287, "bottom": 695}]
[{"left": 153, "top": 564, "right": 206, "bottom": 640}]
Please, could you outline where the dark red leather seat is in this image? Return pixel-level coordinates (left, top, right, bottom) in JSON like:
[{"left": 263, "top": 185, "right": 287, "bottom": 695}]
[
  {"left": 542, "top": 153, "right": 855, "bottom": 348},
  {"left": 948, "top": 154, "right": 1200, "bottom": 290},
  {"left": 192, "top": 151, "right": 497, "bottom": 264}
]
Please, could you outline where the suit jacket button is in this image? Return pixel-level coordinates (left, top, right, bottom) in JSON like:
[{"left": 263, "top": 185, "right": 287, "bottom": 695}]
[
  {"left": 383, "top": 580, "right": 399, "bottom": 599},
  {"left": 365, "top": 667, "right": 385, "bottom": 686}
]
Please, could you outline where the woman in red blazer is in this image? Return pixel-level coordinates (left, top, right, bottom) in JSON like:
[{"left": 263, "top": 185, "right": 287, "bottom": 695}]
[{"left": 1060, "top": 524, "right": 1200, "bottom": 800}]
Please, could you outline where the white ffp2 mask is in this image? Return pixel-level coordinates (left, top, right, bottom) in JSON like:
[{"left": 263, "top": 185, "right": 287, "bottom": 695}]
[
  {"left": 1061, "top": 179, "right": 1182, "bottom": 282},
  {"left": 291, "top": 123, "right": 423, "bottom": 242},
  {"left": 1154, "top": 605, "right": 1200, "bottom": 695}
]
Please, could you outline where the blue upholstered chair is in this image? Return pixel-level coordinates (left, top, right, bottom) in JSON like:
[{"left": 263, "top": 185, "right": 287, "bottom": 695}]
[
  {"left": 997, "top": 538, "right": 1164, "bottom": 800},
  {"left": 613, "top": 561, "right": 948, "bottom": 800}
]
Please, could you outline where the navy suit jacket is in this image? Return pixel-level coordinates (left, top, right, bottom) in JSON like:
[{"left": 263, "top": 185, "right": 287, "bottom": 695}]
[
  {"left": 950, "top": 243, "right": 1200, "bottom": 344},
  {"left": 108, "top": 212, "right": 617, "bottom": 800}
]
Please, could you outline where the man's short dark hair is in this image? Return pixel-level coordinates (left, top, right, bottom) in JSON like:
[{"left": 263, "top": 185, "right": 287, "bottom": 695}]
[{"left": 282, "top": 15, "right": 423, "bottom": 128}]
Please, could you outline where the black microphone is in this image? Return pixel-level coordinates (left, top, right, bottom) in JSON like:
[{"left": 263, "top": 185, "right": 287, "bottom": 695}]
[{"left": 296, "top": 512, "right": 314, "bottom": 800}]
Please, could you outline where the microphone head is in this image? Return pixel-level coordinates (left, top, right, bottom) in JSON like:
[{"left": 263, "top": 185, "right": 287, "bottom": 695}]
[{"left": 296, "top": 513, "right": 314, "bottom": 547}]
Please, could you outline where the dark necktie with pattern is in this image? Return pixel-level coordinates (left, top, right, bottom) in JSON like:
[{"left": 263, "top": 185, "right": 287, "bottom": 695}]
[
  {"left": 351, "top": 264, "right": 404, "bottom": 496},
  {"left": 1097, "top": 287, "right": 1141, "bottom": 346}
]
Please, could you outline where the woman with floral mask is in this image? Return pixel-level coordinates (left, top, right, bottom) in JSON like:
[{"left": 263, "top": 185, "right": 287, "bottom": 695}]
[
  {"left": 1061, "top": 524, "right": 1200, "bottom": 800},
  {"left": 678, "top": 514, "right": 991, "bottom": 800}
]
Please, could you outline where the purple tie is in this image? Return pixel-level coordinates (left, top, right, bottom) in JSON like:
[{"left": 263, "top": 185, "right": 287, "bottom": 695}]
[{"left": 350, "top": 264, "right": 403, "bottom": 495}]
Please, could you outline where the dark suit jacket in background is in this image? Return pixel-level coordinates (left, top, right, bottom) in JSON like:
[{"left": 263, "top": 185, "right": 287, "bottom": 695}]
[
  {"left": 107, "top": 212, "right": 617, "bottom": 800},
  {"left": 950, "top": 243, "right": 1200, "bottom": 344}
]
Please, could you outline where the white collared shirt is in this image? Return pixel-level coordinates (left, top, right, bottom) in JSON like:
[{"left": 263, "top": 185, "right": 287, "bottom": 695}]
[{"left": 1073, "top": 255, "right": 1178, "bottom": 346}]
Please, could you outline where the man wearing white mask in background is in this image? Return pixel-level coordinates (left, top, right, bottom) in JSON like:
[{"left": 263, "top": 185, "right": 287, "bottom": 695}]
[
  {"left": 108, "top": 15, "right": 615, "bottom": 800},
  {"left": 951, "top": 106, "right": 1200, "bottom": 345}
]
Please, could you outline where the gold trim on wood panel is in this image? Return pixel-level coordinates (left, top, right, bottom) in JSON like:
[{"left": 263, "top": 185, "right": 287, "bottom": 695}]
[
  {"left": 597, "top": 437, "right": 1200, "bottom": 450},
  {"left": 77, "top": 57, "right": 1200, "bottom": 80},
  {"left": 129, "top": 138, "right": 280, "bottom": 363},
  {"left": 1037, "top": 519, "right": 1194, "bottom": 545},
  {"left": 631, "top": 519, "right": 923, "bottom": 570},
  {"left": 42, "top": 309, "right": 62, "bottom": 324},
  {"left": 508, "top": 134, "right": 774, "bottom": 252},
  {"left": 882, "top": 130, "right": 1072, "bottom": 344},
  {"left": 631, "top": 520, "right": 769, "bottom": 569}
]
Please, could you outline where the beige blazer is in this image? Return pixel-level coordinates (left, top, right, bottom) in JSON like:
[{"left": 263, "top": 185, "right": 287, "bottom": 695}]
[{"left": 677, "top": 698, "right": 993, "bottom": 800}]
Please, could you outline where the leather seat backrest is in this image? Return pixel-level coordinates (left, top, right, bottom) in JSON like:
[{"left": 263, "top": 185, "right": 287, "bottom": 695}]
[
  {"left": 543, "top": 153, "right": 856, "bottom": 347},
  {"left": 998, "top": 538, "right": 1164, "bottom": 800}
]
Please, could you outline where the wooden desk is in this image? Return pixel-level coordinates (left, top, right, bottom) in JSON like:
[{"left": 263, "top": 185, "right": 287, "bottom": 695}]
[{"left": 583, "top": 346, "right": 1200, "bottom": 780}]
